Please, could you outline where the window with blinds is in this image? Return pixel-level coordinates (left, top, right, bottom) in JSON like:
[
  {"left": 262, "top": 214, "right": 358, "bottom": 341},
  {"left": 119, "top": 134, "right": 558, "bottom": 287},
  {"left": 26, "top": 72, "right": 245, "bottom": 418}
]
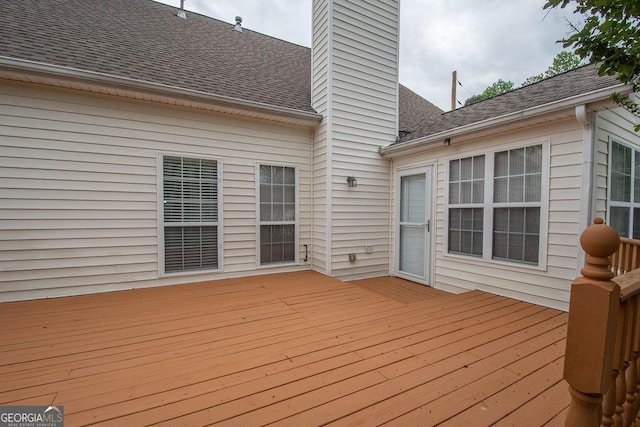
[
  {"left": 492, "top": 145, "right": 542, "bottom": 264},
  {"left": 258, "top": 165, "right": 296, "bottom": 265},
  {"left": 609, "top": 141, "right": 640, "bottom": 239},
  {"left": 161, "top": 155, "right": 220, "bottom": 273},
  {"left": 446, "top": 143, "right": 546, "bottom": 266},
  {"left": 448, "top": 155, "right": 484, "bottom": 256}
]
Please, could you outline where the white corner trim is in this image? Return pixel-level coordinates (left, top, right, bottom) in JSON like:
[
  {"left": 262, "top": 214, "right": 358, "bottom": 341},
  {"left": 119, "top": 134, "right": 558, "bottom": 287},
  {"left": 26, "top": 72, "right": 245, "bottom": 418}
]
[{"left": 325, "top": 0, "right": 335, "bottom": 276}]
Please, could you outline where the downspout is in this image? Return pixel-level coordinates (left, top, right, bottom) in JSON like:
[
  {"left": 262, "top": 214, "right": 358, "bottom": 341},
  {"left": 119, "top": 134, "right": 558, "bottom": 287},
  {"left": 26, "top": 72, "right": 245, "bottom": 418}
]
[{"left": 576, "top": 104, "right": 596, "bottom": 274}]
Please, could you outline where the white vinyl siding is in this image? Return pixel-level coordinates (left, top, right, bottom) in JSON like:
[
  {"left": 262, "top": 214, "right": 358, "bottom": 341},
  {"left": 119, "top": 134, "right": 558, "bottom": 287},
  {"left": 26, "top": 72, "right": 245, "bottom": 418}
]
[
  {"left": 595, "top": 107, "right": 640, "bottom": 236},
  {"left": 0, "top": 82, "right": 313, "bottom": 302},
  {"left": 392, "top": 120, "right": 576, "bottom": 311},
  {"left": 595, "top": 107, "right": 640, "bottom": 223},
  {"left": 311, "top": 0, "right": 331, "bottom": 275},
  {"left": 258, "top": 165, "right": 298, "bottom": 265},
  {"left": 312, "top": 0, "right": 398, "bottom": 280},
  {"left": 161, "top": 155, "right": 220, "bottom": 274}
]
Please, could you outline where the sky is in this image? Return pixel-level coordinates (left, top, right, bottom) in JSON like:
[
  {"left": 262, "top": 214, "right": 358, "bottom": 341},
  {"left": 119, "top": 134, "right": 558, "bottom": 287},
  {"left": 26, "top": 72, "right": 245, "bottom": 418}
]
[{"left": 155, "top": 0, "right": 582, "bottom": 111}]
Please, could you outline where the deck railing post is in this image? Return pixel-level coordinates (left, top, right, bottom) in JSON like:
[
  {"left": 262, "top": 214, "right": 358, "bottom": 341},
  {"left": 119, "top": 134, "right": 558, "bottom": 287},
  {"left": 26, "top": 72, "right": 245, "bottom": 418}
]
[
  {"left": 622, "top": 296, "right": 639, "bottom": 427},
  {"left": 626, "top": 296, "right": 640, "bottom": 425},
  {"left": 565, "top": 218, "right": 621, "bottom": 427},
  {"left": 602, "top": 300, "right": 629, "bottom": 427}
]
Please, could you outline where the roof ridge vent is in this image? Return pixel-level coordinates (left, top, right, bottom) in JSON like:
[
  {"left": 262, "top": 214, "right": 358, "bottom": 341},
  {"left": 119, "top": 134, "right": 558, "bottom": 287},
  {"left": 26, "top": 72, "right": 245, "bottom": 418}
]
[
  {"left": 177, "top": 0, "right": 186, "bottom": 19},
  {"left": 234, "top": 16, "right": 243, "bottom": 32}
]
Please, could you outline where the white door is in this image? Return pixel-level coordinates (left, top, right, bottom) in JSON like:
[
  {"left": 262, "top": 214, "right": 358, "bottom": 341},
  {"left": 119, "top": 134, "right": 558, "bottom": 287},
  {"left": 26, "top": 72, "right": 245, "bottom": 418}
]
[{"left": 396, "top": 166, "right": 432, "bottom": 282}]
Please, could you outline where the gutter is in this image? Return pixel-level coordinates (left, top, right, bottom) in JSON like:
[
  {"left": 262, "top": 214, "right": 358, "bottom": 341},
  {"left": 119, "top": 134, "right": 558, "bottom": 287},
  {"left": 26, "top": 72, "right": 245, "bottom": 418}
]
[
  {"left": 0, "top": 56, "right": 323, "bottom": 125},
  {"left": 380, "top": 82, "right": 633, "bottom": 158}
]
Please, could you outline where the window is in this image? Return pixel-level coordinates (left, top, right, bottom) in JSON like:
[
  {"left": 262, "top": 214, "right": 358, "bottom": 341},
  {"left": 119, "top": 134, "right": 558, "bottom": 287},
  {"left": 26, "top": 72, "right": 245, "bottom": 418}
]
[
  {"left": 492, "top": 146, "right": 542, "bottom": 264},
  {"left": 609, "top": 141, "right": 640, "bottom": 239},
  {"left": 448, "top": 155, "right": 484, "bottom": 256},
  {"left": 161, "top": 155, "right": 220, "bottom": 273},
  {"left": 258, "top": 165, "right": 297, "bottom": 265},
  {"left": 447, "top": 144, "right": 546, "bottom": 266}
]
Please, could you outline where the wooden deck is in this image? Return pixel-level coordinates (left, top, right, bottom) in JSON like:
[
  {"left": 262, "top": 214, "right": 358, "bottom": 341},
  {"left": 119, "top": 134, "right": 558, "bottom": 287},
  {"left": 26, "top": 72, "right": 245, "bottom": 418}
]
[{"left": 0, "top": 271, "right": 569, "bottom": 426}]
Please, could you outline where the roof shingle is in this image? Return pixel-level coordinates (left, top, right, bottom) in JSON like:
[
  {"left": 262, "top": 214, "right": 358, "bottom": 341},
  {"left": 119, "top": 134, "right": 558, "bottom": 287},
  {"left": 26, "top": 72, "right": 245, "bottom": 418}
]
[
  {"left": 0, "top": 0, "right": 440, "bottom": 124},
  {"left": 398, "top": 84, "right": 443, "bottom": 134},
  {"left": 398, "top": 64, "right": 622, "bottom": 143},
  {"left": 1, "top": 0, "right": 313, "bottom": 112}
]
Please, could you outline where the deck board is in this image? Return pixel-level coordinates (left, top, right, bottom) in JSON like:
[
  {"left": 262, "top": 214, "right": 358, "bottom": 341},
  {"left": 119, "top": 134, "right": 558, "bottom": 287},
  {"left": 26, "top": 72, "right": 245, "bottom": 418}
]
[
  {"left": 350, "top": 276, "right": 450, "bottom": 304},
  {"left": 0, "top": 271, "right": 570, "bottom": 426}
]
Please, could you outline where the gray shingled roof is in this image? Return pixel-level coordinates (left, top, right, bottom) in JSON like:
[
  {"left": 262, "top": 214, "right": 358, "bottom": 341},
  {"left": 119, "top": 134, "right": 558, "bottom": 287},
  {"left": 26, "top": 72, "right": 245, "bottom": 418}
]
[
  {"left": 399, "top": 85, "right": 443, "bottom": 135},
  {"left": 0, "top": 0, "right": 440, "bottom": 124},
  {"left": 398, "top": 64, "right": 623, "bottom": 143},
  {"left": 1, "top": 0, "right": 313, "bottom": 112}
]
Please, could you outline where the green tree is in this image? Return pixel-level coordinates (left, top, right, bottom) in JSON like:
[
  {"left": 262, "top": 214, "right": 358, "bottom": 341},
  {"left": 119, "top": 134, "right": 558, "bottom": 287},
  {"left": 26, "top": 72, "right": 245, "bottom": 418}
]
[
  {"left": 464, "top": 51, "right": 583, "bottom": 106},
  {"left": 521, "top": 50, "right": 584, "bottom": 86},
  {"left": 544, "top": 0, "right": 640, "bottom": 130},
  {"left": 464, "top": 79, "right": 515, "bottom": 106}
]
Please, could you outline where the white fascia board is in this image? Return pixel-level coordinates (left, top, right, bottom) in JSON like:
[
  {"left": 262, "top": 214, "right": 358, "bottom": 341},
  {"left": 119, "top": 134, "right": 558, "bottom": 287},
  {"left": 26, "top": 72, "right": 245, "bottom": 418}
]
[
  {"left": 0, "top": 56, "right": 323, "bottom": 125},
  {"left": 380, "top": 83, "right": 634, "bottom": 158}
]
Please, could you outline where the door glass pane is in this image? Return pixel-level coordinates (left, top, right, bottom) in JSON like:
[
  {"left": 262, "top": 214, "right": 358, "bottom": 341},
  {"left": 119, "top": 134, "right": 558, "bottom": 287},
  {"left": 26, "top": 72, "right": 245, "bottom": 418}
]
[
  {"left": 400, "top": 225, "right": 425, "bottom": 276},
  {"left": 399, "top": 170, "right": 430, "bottom": 279},
  {"left": 400, "top": 174, "right": 426, "bottom": 223}
]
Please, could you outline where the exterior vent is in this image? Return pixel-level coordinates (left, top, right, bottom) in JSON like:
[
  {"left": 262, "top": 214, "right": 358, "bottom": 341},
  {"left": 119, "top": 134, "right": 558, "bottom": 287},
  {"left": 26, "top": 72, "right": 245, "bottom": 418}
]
[
  {"left": 177, "top": 0, "right": 186, "bottom": 19},
  {"left": 234, "top": 16, "right": 243, "bottom": 32}
]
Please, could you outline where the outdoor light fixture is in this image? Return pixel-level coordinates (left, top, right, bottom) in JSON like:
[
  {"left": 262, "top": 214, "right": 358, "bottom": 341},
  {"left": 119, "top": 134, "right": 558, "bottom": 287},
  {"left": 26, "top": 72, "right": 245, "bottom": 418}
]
[
  {"left": 347, "top": 176, "right": 357, "bottom": 187},
  {"left": 444, "top": 138, "right": 451, "bottom": 146}
]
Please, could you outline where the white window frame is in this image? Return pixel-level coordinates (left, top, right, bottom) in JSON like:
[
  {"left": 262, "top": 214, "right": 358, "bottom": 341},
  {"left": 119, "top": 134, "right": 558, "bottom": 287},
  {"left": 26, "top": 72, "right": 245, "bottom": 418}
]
[
  {"left": 607, "top": 139, "right": 640, "bottom": 238},
  {"left": 447, "top": 154, "right": 485, "bottom": 258},
  {"left": 444, "top": 141, "right": 550, "bottom": 269},
  {"left": 255, "top": 163, "right": 299, "bottom": 267},
  {"left": 157, "top": 153, "right": 223, "bottom": 276}
]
